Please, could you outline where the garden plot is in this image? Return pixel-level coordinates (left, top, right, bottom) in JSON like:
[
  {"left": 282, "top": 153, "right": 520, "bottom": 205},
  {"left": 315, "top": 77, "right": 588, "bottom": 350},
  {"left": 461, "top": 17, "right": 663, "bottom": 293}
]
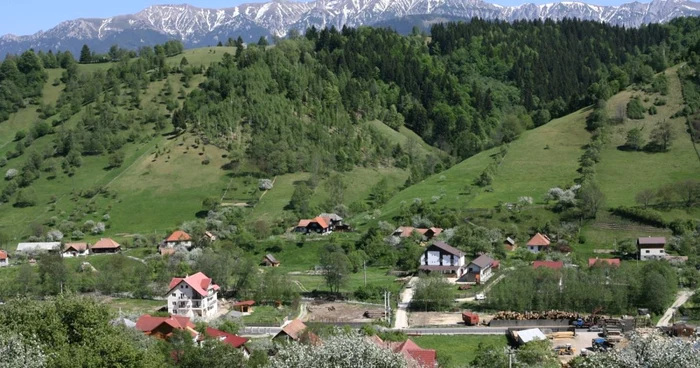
[{"left": 304, "top": 301, "right": 385, "bottom": 323}]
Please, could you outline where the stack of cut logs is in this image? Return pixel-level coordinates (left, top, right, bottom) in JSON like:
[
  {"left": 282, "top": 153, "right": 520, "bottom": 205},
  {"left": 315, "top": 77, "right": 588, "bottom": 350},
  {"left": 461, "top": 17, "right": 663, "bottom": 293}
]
[
  {"left": 492, "top": 310, "right": 581, "bottom": 321},
  {"left": 363, "top": 311, "right": 387, "bottom": 319}
]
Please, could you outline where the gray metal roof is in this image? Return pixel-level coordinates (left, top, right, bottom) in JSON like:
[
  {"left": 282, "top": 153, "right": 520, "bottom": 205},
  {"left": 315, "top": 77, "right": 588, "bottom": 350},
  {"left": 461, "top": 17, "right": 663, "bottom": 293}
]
[
  {"left": 431, "top": 241, "right": 465, "bottom": 257},
  {"left": 469, "top": 254, "right": 495, "bottom": 269},
  {"left": 265, "top": 254, "right": 279, "bottom": 264},
  {"left": 16, "top": 242, "right": 61, "bottom": 252},
  {"left": 517, "top": 328, "right": 546, "bottom": 344},
  {"left": 637, "top": 237, "right": 666, "bottom": 245}
]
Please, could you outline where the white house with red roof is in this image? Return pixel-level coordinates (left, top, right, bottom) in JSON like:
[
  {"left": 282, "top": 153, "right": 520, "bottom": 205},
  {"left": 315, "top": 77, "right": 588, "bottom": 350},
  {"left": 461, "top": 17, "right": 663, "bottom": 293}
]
[
  {"left": 160, "top": 230, "right": 193, "bottom": 254},
  {"left": 526, "top": 233, "right": 551, "bottom": 253},
  {"left": 167, "top": 272, "right": 220, "bottom": 321},
  {"left": 0, "top": 250, "right": 8, "bottom": 267}
]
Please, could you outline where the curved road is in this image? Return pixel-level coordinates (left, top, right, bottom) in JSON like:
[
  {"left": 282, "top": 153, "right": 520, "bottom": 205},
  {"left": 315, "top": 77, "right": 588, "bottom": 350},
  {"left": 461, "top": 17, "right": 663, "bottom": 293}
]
[{"left": 657, "top": 290, "right": 695, "bottom": 327}]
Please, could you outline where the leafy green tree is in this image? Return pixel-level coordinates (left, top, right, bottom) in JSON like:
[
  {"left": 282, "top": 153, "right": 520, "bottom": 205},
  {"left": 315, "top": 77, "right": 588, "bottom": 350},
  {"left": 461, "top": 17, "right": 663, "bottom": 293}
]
[
  {"left": 319, "top": 244, "right": 350, "bottom": 293},
  {"left": 625, "top": 128, "right": 645, "bottom": 151},
  {"left": 14, "top": 189, "right": 37, "bottom": 208},
  {"left": 289, "top": 182, "right": 314, "bottom": 217},
  {"left": 108, "top": 151, "right": 125, "bottom": 169},
  {"left": 626, "top": 98, "right": 645, "bottom": 119},
  {"left": 578, "top": 182, "right": 606, "bottom": 219},
  {"left": 257, "top": 36, "right": 269, "bottom": 46},
  {"left": 38, "top": 253, "right": 69, "bottom": 295},
  {"left": 649, "top": 120, "right": 674, "bottom": 151},
  {"left": 411, "top": 274, "right": 454, "bottom": 312}
]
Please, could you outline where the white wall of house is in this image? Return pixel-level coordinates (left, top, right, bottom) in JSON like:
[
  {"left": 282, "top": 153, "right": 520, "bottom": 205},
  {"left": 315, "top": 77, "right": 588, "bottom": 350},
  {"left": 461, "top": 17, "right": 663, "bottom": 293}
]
[
  {"left": 165, "top": 240, "right": 193, "bottom": 249},
  {"left": 426, "top": 251, "right": 440, "bottom": 265},
  {"left": 168, "top": 281, "right": 218, "bottom": 320},
  {"left": 0, "top": 259, "right": 8, "bottom": 267},
  {"left": 62, "top": 250, "right": 89, "bottom": 258},
  {"left": 528, "top": 245, "right": 544, "bottom": 253},
  {"left": 467, "top": 264, "right": 493, "bottom": 282},
  {"left": 639, "top": 247, "right": 665, "bottom": 260}
]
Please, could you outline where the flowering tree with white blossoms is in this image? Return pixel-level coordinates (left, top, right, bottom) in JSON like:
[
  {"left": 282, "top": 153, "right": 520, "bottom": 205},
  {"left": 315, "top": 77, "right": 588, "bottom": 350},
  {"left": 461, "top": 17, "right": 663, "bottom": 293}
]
[
  {"left": 570, "top": 331, "right": 700, "bottom": 368},
  {"left": 0, "top": 333, "right": 47, "bottom": 368},
  {"left": 45, "top": 229, "right": 64, "bottom": 241},
  {"left": 267, "top": 332, "right": 414, "bottom": 368}
]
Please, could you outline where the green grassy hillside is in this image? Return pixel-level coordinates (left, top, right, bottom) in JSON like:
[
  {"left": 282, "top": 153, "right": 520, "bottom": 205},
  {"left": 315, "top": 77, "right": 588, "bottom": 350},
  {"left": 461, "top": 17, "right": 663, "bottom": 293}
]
[
  {"left": 597, "top": 66, "right": 700, "bottom": 208},
  {"left": 378, "top": 66, "right": 699, "bottom": 233},
  {"left": 0, "top": 47, "right": 425, "bottom": 241}
]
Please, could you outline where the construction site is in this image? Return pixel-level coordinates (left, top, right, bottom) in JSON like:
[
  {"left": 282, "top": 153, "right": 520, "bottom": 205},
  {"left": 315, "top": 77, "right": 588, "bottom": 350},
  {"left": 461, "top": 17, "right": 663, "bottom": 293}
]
[{"left": 302, "top": 301, "right": 387, "bottom": 324}]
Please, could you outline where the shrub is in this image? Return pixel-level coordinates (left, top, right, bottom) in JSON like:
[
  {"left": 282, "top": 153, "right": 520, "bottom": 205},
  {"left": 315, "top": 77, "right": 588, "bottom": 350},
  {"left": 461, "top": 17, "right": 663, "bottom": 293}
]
[
  {"left": 612, "top": 206, "right": 667, "bottom": 228},
  {"left": 46, "top": 229, "right": 64, "bottom": 241},
  {"left": 0, "top": 158, "right": 6, "bottom": 167},
  {"left": 71, "top": 230, "right": 85, "bottom": 240},
  {"left": 626, "top": 98, "right": 646, "bottom": 119},
  {"left": 91, "top": 222, "right": 106, "bottom": 234}
]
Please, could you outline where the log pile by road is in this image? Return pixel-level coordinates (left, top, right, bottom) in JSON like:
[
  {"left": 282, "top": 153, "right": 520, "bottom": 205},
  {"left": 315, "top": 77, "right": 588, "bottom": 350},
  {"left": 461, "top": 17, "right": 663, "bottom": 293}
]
[{"left": 492, "top": 310, "right": 581, "bottom": 321}]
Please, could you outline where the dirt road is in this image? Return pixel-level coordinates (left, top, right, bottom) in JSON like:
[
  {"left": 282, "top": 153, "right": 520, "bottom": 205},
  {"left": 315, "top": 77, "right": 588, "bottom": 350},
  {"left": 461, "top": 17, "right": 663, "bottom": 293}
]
[
  {"left": 657, "top": 290, "right": 695, "bottom": 327},
  {"left": 394, "top": 277, "right": 418, "bottom": 329}
]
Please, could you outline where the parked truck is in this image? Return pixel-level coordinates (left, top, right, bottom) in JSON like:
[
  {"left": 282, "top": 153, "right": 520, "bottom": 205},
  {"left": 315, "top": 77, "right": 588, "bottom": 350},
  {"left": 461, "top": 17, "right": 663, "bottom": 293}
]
[{"left": 462, "top": 312, "right": 479, "bottom": 326}]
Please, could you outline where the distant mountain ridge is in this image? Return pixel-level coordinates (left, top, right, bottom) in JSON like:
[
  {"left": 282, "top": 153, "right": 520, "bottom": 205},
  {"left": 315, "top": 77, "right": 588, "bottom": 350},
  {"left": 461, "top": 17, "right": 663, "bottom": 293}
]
[{"left": 2, "top": 0, "right": 699, "bottom": 55}]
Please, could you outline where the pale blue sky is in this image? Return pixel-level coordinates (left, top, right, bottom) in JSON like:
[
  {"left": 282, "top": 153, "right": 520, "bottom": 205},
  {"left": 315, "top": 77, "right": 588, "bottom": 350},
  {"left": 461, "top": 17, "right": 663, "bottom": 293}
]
[{"left": 2, "top": 0, "right": 640, "bottom": 36}]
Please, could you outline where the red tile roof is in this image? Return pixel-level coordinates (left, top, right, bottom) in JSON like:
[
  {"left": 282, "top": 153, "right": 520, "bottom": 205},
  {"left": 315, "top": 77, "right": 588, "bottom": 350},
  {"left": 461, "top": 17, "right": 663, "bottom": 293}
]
[
  {"left": 204, "top": 327, "right": 248, "bottom": 348},
  {"left": 168, "top": 272, "right": 218, "bottom": 296},
  {"left": 166, "top": 230, "right": 192, "bottom": 242},
  {"left": 370, "top": 336, "right": 437, "bottom": 368},
  {"left": 396, "top": 227, "right": 443, "bottom": 238},
  {"left": 0, "top": 251, "right": 7, "bottom": 260},
  {"left": 64, "top": 243, "right": 88, "bottom": 252},
  {"left": 588, "top": 258, "right": 621, "bottom": 267},
  {"left": 533, "top": 261, "right": 564, "bottom": 270},
  {"left": 526, "top": 233, "right": 551, "bottom": 247},
  {"left": 135, "top": 314, "right": 196, "bottom": 336},
  {"left": 296, "top": 217, "right": 330, "bottom": 229},
  {"left": 91, "top": 238, "right": 120, "bottom": 249},
  {"left": 278, "top": 319, "right": 307, "bottom": 341},
  {"left": 234, "top": 300, "right": 255, "bottom": 307}
]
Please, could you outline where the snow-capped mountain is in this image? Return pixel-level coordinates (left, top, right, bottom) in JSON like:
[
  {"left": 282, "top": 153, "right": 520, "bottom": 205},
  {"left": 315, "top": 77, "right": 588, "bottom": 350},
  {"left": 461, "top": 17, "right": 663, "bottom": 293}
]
[{"left": 2, "top": 0, "right": 699, "bottom": 55}]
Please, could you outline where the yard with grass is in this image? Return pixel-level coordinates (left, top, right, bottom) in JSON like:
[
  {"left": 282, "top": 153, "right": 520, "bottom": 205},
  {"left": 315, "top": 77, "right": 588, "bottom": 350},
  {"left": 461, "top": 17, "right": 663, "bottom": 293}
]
[
  {"left": 411, "top": 335, "right": 509, "bottom": 368},
  {"left": 241, "top": 305, "right": 294, "bottom": 325}
]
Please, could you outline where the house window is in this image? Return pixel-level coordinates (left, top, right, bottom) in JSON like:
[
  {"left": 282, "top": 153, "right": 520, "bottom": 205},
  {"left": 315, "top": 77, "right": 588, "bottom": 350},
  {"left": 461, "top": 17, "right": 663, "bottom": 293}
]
[
  {"left": 171, "top": 293, "right": 176, "bottom": 297},
  {"left": 660, "top": 250, "right": 665, "bottom": 253},
  {"left": 645, "top": 250, "right": 650, "bottom": 254}
]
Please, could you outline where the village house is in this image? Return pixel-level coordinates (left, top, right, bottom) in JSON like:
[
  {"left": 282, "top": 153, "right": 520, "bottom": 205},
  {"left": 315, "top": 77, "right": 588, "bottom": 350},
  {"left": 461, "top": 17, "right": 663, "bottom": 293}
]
[
  {"left": 393, "top": 226, "right": 443, "bottom": 241},
  {"left": 588, "top": 258, "right": 621, "bottom": 267},
  {"left": 232, "top": 300, "right": 255, "bottom": 313},
  {"left": 369, "top": 335, "right": 437, "bottom": 368},
  {"left": 204, "top": 231, "right": 217, "bottom": 242},
  {"left": 62, "top": 242, "right": 89, "bottom": 257},
  {"left": 91, "top": 238, "right": 121, "bottom": 254},
  {"left": 526, "top": 233, "right": 551, "bottom": 253},
  {"left": 16, "top": 242, "right": 61, "bottom": 255},
  {"left": 0, "top": 250, "right": 8, "bottom": 267},
  {"left": 162, "top": 230, "right": 193, "bottom": 251},
  {"left": 318, "top": 213, "right": 343, "bottom": 227},
  {"left": 135, "top": 314, "right": 198, "bottom": 340},
  {"left": 167, "top": 272, "right": 219, "bottom": 321},
  {"left": 637, "top": 237, "right": 666, "bottom": 260},
  {"left": 463, "top": 254, "right": 497, "bottom": 284},
  {"left": 295, "top": 216, "right": 331, "bottom": 234},
  {"left": 418, "top": 241, "right": 466, "bottom": 277},
  {"left": 262, "top": 254, "right": 280, "bottom": 267},
  {"left": 274, "top": 319, "right": 310, "bottom": 342},
  {"left": 504, "top": 237, "right": 517, "bottom": 251},
  {"left": 203, "top": 327, "right": 249, "bottom": 357}
]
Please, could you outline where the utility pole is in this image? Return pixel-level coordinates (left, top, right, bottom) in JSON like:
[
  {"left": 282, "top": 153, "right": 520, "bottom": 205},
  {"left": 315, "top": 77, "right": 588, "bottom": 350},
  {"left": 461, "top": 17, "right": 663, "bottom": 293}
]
[{"left": 363, "top": 260, "right": 367, "bottom": 287}]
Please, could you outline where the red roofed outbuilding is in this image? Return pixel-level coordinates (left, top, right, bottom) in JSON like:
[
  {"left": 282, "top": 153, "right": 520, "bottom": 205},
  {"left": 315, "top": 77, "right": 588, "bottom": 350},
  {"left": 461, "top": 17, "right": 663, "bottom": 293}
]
[
  {"left": 370, "top": 336, "right": 437, "bottom": 368},
  {"left": 135, "top": 314, "right": 197, "bottom": 340},
  {"left": 295, "top": 216, "right": 331, "bottom": 234},
  {"left": 204, "top": 327, "right": 250, "bottom": 356},
  {"left": 91, "top": 238, "right": 121, "bottom": 254}
]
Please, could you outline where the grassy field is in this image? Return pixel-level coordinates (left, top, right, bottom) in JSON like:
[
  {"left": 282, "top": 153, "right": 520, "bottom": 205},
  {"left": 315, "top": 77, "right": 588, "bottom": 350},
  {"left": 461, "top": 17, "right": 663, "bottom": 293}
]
[
  {"left": 251, "top": 167, "right": 408, "bottom": 223},
  {"left": 0, "top": 48, "right": 241, "bottom": 239},
  {"left": 411, "top": 335, "right": 509, "bottom": 368},
  {"left": 379, "top": 106, "right": 590, "bottom": 220},
  {"left": 241, "top": 305, "right": 294, "bottom": 325},
  {"left": 597, "top": 66, "right": 700, "bottom": 207},
  {"left": 368, "top": 120, "right": 441, "bottom": 157}
]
